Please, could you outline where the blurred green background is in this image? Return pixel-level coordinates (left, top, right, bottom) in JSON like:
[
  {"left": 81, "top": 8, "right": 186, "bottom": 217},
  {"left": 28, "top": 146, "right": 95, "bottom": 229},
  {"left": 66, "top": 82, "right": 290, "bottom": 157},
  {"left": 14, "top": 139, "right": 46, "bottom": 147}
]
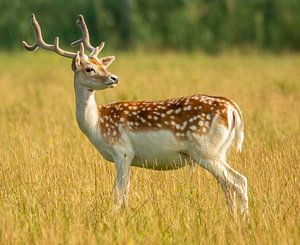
[{"left": 1, "top": 0, "right": 300, "bottom": 53}]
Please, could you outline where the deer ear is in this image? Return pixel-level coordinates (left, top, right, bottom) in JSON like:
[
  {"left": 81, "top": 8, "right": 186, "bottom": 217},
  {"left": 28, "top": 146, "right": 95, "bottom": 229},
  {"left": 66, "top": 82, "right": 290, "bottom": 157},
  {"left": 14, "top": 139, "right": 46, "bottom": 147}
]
[
  {"left": 72, "top": 53, "right": 81, "bottom": 71},
  {"left": 99, "top": 56, "right": 115, "bottom": 68}
]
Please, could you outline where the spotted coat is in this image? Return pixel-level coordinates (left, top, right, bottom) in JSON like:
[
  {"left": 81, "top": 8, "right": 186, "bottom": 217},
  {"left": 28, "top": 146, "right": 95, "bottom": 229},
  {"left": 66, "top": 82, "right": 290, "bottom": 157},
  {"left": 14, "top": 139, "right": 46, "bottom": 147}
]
[{"left": 98, "top": 94, "right": 242, "bottom": 143}]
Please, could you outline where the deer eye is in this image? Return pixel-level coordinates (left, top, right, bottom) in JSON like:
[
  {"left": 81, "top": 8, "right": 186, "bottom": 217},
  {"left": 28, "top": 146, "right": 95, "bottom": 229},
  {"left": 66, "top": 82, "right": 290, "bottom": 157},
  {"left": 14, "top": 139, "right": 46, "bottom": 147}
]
[{"left": 85, "top": 67, "right": 95, "bottom": 73}]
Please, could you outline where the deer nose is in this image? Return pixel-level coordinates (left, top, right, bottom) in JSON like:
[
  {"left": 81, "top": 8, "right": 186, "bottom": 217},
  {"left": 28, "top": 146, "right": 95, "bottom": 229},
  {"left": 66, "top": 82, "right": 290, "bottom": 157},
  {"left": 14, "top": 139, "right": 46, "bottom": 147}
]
[{"left": 109, "top": 75, "right": 118, "bottom": 83}]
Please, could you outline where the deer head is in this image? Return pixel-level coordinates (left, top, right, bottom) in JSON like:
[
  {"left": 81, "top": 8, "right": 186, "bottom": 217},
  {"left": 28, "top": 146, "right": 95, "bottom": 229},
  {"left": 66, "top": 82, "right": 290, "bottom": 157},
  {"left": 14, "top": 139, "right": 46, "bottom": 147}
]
[{"left": 22, "top": 14, "right": 118, "bottom": 90}]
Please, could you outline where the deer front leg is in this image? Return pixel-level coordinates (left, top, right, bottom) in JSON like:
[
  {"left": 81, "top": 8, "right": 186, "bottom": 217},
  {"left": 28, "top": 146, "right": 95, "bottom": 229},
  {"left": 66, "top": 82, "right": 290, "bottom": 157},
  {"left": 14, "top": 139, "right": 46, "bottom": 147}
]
[{"left": 113, "top": 153, "right": 133, "bottom": 208}]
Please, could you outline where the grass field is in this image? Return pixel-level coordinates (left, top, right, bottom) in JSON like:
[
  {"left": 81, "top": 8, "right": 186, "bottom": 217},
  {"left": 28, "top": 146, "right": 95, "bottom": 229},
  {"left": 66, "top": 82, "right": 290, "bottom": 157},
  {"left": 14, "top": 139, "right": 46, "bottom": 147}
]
[{"left": 0, "top": 51, "right": 299, "bottom": 244}]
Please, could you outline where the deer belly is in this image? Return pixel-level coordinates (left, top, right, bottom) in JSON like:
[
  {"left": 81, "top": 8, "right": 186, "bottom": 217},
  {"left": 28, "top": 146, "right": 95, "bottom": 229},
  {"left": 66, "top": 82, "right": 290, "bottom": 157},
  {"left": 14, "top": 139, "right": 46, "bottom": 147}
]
[{"left": 128, "top": 131, "right": 189, "bottom": 170}]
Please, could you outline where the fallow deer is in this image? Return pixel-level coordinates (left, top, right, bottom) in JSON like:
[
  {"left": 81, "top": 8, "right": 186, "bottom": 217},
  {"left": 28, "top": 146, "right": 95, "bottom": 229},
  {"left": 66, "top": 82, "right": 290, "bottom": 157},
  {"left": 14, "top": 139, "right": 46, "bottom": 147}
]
[{"left": 23, "top": 14, "right": 248, "bottom": 218}]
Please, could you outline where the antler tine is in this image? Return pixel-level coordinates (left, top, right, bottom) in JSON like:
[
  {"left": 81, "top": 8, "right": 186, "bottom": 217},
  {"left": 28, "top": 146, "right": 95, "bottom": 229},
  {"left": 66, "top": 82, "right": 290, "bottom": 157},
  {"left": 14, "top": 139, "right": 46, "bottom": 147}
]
[
  {"left": 90, "top": 41, "right": 105, "bottom": 57},
  {"left": 22, "top": 14, "right": 76, "bottom": 58},
  {"left": 71, "top": 15, "right": 94, "bottom": 51},
  {"left": 22, "top": 14, "right": 43, "bottom": 51},
  {"left": 71, "top": 15, "right": 105, "bottom": 58}
]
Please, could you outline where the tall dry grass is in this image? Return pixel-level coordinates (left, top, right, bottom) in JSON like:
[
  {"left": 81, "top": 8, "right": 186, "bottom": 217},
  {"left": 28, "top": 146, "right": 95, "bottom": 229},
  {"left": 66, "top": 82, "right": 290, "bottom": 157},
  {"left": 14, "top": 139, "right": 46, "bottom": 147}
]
[{"left": 0, "top": 51, "right": 299, "bottom": 244}]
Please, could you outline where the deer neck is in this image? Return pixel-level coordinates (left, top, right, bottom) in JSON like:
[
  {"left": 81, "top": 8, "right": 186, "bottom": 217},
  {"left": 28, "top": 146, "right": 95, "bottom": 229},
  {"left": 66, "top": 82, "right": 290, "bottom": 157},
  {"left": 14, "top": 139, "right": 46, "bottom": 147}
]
[{"left": 74, "top": 80, "right": 99, "bottom": 135}]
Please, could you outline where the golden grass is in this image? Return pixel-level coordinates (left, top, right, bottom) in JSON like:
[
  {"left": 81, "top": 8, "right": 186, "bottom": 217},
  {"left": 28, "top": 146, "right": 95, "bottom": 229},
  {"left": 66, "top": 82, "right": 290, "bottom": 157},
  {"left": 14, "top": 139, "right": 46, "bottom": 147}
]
[{"left": 0, "top": 51, "right": 299, "bottom": 244}]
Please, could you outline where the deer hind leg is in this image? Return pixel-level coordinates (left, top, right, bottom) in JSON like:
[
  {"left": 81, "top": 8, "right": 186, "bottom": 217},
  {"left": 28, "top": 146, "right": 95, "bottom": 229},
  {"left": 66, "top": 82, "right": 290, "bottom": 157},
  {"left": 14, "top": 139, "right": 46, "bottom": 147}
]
[
  {"left": 223, "top": 162, "right": 248, "bottom": 219},
  {"left": 219, "top": 177, "right": 237, "bottom": 217},
  {"left": 191, "top": 155, "right": 242, "bottom": 218}
]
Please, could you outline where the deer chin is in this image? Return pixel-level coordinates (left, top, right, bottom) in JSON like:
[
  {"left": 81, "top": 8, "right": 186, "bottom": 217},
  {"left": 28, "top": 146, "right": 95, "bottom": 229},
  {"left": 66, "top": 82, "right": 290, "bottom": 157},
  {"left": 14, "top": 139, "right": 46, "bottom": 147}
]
[
  {"left": 104, "top": 80, "right": 119, "bottom": 88},
  {"left": 107, "top": 83, "right": 118, "bottom": 88}
]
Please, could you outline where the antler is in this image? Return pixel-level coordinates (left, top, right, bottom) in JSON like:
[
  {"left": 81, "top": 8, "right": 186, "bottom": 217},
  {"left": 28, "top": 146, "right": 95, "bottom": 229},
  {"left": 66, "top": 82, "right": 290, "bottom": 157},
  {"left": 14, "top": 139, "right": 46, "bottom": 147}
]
[
  {"left": 71, "top": 15, "right": 105, "bottom": 58},
  {"left": 22, "top": 14, "right": 77, "bottom": 58}
]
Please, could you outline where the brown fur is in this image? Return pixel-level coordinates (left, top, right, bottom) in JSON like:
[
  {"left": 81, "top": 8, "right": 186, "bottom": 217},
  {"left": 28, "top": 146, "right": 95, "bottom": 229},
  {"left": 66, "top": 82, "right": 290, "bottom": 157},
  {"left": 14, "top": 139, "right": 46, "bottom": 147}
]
[
  {"left": 98, "top": 94, "right": 240, "bottom": 143},
  {"left": 89, "top": 58, "right": 106, "bottom": 70}
]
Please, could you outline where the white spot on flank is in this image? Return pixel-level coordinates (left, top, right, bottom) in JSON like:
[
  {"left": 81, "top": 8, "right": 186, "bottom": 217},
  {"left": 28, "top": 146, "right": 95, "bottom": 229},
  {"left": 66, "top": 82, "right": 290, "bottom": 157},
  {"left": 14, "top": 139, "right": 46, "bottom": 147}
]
[
  {"left": 184, "top": 105, "right": 192, "bottom": 111},
  {"left": 199, "top": 121, "right": 204, "bottom": 126},
  {"left": 189, "top": 125, "right": 197, "bottom": 131},
  {"left": 167, "top": 109, "right": 174, "bottom": 115},
  {"left": 147, "top": 115, "right": 152, "bottom": 119},
  {"left": 120, "top": 117, "right": 125, "bottom": 122},
  {"left": 206, "top": 114, "right": 211, "bottom": 120},
  {"left": 175, "top": 108, "right": 181, "bottom": 114},
  {"left": 161, "top": 113, "right": 166, "bottom": 118},
  {"left": 153, "top": 116, "right": 158, "bottom": 120}
]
